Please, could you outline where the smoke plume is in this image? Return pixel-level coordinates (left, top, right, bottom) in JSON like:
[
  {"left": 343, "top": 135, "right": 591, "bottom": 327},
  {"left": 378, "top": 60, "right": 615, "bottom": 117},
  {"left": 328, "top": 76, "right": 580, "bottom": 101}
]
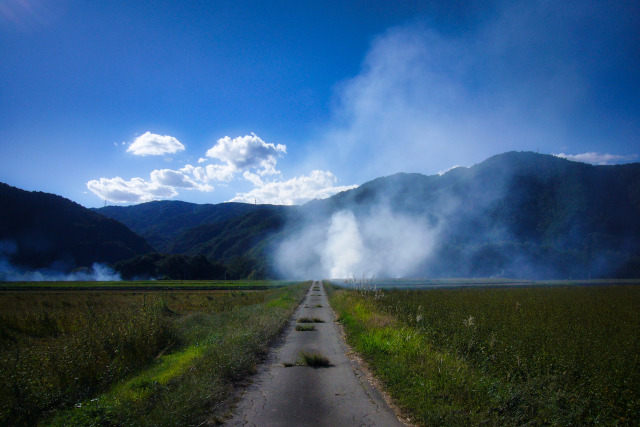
[
  {"left": 275, "top": 203, "right": 440, "bottom": 279},
  {"left": 0, "top": 239, "right": 121, "bottom": 281}
]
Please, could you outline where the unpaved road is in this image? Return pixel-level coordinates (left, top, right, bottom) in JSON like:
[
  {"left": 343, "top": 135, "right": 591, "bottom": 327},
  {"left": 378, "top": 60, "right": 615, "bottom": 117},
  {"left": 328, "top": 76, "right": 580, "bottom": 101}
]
[{"left": 226, "top": 281, "right": 404, "bottom": 426}]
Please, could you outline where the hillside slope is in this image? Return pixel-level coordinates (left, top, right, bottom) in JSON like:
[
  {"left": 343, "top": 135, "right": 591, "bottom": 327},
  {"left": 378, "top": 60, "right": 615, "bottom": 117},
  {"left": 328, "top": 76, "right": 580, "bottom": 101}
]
[
  {"left": 97, "top": 201, "right": 259, "bottom": 252},
  {"left": 0, "top": 183, "right": 154, "bottom": 271}
]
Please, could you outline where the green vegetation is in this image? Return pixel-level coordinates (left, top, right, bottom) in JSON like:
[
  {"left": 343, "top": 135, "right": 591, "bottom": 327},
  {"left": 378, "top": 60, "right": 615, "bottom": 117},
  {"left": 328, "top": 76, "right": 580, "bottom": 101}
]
[
  {"left": 284, "top": 351, "right": 331, "bottom": 368},
  {"left": 0, "top": 279, "right": 295, "bottom": 291},
  {"left": 297, "top": 317, "right": 325, "bottom": 323},
  {"left": 98, "top": 202, "right": 289, "bottom": 278},
  {"left": 329, "top": 283, "right": 640, "bottom": 425},
  {"left": 112, "top": 252, "right": 270, "bottom": 280},
  {"left": 297, "top": 350, "right": 332, "bottom": 368},
  {"left": 0, "top": 282, "right": 309, "bottom": 425},
  {"left": 295, "top": 324, "right": 316, "bottom": 332},
  {"left": 0, "top": 182, "right": 152, "bottom": 270}
]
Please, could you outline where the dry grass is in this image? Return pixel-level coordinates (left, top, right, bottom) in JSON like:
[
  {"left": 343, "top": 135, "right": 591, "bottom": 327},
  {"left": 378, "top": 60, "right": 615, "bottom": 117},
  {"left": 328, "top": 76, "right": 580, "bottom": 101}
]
[{"left": 283, "top": 350, "right": 331, "bottom": 368}]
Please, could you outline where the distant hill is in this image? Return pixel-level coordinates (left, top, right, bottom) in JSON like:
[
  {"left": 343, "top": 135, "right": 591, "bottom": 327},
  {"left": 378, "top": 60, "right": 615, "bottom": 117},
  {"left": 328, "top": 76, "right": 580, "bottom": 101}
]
[
  {"left": 97, "top": 201, "right": 260, "bottom": 252},
  {"left": 93, "top": 151, "right": 640, "bottom": 279},
  {"left": 0, "top": 183, "right": 154, "bottom": 272}
]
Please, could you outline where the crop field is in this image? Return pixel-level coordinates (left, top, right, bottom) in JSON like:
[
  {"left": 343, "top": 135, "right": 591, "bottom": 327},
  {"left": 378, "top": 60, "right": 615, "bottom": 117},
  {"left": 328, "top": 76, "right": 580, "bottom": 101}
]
[
  {"left": 0, "top": 279, "right": 297, "bottom": 291},
  {"left": 0, "top": 281, "right": 309, "bottom": 426},
  {"left": 329, "top": 282, "right": 640, "bottom": 425}
]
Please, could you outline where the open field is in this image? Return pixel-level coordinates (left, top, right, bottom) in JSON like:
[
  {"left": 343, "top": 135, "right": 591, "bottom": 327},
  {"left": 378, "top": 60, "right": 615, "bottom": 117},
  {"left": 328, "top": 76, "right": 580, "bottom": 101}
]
[
  {"left": 328, "top": 281, "right": 640, "bottom": 425},
  {"left": 0, "top": 280, "right": 297, "bottom": 291},
  {"left": 337, "top": 277, "right": 640, "bottom": 289},
  {"left": 0, "top": 281, "right": 309, "bottom": 425}
]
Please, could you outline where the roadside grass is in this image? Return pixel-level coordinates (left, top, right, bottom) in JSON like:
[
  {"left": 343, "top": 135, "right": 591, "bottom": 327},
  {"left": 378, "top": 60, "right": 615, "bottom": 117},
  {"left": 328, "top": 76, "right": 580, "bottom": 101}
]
[
  {"left": 295, "top": 324, "right": 316, "bottom": 331},
  {"left": 297, "top": 317, "right": 325, "bottom": 323},
  {"left": 329, "top": 283, "right": 640, "bottom": 425},
  {"left": 0, "top": 283, "right": 309, "bottom": 425}
]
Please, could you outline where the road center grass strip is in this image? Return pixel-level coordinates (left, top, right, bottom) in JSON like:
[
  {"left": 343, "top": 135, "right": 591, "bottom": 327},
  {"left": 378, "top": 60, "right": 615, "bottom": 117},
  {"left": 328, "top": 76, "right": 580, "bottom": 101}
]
[{"left": 328, "top": 283, "right": 640, "bottom": 425}]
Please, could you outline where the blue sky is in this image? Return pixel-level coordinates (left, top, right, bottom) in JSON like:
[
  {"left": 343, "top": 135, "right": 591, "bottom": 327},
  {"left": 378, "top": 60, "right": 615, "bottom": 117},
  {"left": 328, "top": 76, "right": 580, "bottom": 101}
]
[{"left": 1, "top": 0, "right": 638, "bottom": 208}]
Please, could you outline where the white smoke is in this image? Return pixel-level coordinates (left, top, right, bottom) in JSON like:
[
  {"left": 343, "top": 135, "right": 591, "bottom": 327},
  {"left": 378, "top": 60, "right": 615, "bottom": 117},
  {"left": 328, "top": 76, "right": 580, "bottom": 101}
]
[
  {"left": 322, "top": 211, "right": 363, "bottom": 278},
  {"left": 275, "top": 206, "right": 440, "bottom": 279},
  {"left": 0, "top": 262, "right": 121, "bottom": 281},
  {"left": 0, "top": 240, "right": 121, "bottom": 281}
]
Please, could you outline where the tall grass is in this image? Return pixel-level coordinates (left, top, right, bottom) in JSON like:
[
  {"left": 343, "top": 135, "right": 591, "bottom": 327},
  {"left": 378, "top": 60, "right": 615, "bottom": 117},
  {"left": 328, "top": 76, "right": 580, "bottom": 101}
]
[
  {"left": 0, "top": 285, "right": 308, "bottom": 425},
  {"left": 329, "top": 284, "right": 640, "bottom": 425}
]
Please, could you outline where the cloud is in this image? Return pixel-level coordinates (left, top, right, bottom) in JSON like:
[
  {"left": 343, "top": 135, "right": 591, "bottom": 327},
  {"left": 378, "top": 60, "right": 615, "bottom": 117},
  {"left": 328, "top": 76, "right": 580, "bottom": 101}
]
[
  {"left": 89, "top": 132, "right": 358, "bottom": 206},
  {"left": 554, "top": 152, "right": 638, "bottom": 166},
  {"left": 150, "top": 168, "right": 213, "bottom": 190},
  {"left": 127, "top": 132, "right": 185, "bottom": 156},
  {"left": 230, "top": 170, "right": 357, "bottom": 205},
  {"left": 243, "top": 171, "right": 264, "bottom": 187},
  {"left": 87, "top": 176, "right": 177, "bottom": 203},
  {"left": 206, "top": 133, "right": 286, "bottom": 177},
  {"left": 87, "top": 168, "right": 212, "bottom": 203},
  {"left": 204, "top": 163, "right": 236, "bottom": 182},
  {"left": 437, "top": 165, "right": 466, "bottom": 176}
]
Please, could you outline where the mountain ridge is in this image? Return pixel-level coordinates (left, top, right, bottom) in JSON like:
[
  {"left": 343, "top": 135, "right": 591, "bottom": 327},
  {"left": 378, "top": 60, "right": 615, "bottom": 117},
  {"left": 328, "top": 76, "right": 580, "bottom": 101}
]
[
  {"left": 3, "top": 151, "right": 639, "bottom": 279},
  {"left": 0, "top": 182, "right": 154, "bottom": 273}
]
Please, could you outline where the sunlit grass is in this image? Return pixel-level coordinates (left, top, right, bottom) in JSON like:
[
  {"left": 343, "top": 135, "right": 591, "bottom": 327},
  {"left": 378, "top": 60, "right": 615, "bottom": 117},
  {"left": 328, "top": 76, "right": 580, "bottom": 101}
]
[
  {"left": 0, "top": 282, "right": 309, "bottom": 425},
  {"left": 329, "top": 283, "right": 640, "bottom": 425}
]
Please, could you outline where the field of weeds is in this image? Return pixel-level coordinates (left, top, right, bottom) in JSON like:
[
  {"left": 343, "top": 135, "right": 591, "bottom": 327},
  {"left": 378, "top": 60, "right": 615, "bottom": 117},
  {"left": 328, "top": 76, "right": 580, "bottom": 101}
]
[
  {"left": 0, "top": 280, "right": 296, "bottom": 291},
  {"left": 0, "top": 282, "right": 309, "bottom": 425},
  {"left": 329, "top": 283, "right": 640, "bottom": 425}
]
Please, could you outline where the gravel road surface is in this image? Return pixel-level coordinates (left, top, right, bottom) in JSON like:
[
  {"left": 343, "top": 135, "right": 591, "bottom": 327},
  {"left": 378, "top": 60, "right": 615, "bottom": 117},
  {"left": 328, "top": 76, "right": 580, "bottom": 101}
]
[{"left": 226, "top": 281, "right": 404, "bottom": 426}]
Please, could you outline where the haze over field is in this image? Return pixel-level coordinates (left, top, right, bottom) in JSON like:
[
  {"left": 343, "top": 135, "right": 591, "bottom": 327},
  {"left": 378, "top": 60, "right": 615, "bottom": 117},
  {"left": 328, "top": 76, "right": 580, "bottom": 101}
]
[{"left": 1, "top": 0, "right": 638, "bottom": 209}]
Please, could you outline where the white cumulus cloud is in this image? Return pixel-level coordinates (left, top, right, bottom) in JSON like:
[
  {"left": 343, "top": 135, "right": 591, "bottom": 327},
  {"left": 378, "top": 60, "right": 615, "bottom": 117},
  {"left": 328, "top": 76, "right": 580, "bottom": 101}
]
[
  {"left": 205, "top": 163, "right": 236, "bottom": 182},
  {"left": 87, "top": 168, "right": 212, "bottom": 204},
  {"left": 127, "top": 132, "right": 186, "bottom": 156},
  {"left": 554, "top": 152, "right": 638, "bottom": 165},
  {"left": 230, "top": 170, "right": 357, "bottom": 205},
  {"left": 206, "top": 133, "right": 286, "bottom": 177},
  {"left": 87, "top": 177, "right": 178, "bottom": 204},
  {"left": 243, "top": 171, "right": 264, "bottom": 187},
  {"left": 150, "top": 169, "right": 213, "bottom": 191}
]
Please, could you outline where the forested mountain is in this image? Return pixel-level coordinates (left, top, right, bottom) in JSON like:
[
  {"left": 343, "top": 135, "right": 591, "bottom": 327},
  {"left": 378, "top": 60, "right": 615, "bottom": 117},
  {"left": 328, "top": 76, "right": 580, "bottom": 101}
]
[
  {"left": 0, "top": 183, "right": 153, "bottom": 271},
  {"left": 96, "top": 202, "right": 293, "bottom": 278},
  {"left": 97, "top": 201, "right": 259, "bottom": 252},
  {"left": 5, "top": 151, "right": 639, "bottom": 280}
]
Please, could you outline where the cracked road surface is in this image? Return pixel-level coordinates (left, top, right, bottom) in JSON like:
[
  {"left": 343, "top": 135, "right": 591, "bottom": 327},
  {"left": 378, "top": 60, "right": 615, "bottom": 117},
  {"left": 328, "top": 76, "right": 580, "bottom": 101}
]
[{"left": 225, "top": 281, "right": 404, "bottom": 426}]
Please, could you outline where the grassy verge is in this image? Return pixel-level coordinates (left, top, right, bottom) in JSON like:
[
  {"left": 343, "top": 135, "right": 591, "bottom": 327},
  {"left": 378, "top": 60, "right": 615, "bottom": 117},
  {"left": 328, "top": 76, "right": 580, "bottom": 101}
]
[
  {"left": 328, "top": 283, "right": 640, "bottom": 425},
  {"left": 1, "top": 283, "right": 309, "bottom": 425}
]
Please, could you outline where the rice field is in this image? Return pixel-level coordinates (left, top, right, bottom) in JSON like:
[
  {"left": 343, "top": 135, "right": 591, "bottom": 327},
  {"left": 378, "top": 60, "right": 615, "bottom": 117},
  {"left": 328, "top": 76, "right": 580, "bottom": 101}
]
[
  {"left": 0, "top": 281, "right": 309, "bottom": 425},
  {"left": 329, "top": 282, "right": 640, "bottom": 425}
]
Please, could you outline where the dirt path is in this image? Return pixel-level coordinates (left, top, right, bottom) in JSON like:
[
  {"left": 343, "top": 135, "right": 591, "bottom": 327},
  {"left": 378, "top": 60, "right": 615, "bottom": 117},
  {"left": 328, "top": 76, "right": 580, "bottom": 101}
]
[{"left": 225, "top": 281, "right": 404, "bottom": 426}]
